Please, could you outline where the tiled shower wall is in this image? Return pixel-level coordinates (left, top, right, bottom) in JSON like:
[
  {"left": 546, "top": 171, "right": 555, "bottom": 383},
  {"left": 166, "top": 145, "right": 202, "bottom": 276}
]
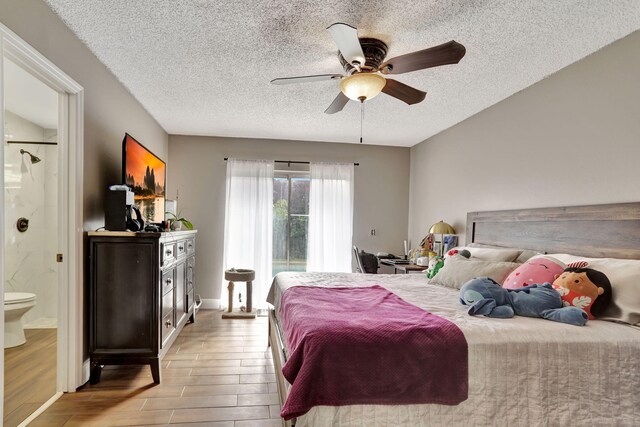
[{"left": 4, "top": 110, "right": 58, "bottom": 327}]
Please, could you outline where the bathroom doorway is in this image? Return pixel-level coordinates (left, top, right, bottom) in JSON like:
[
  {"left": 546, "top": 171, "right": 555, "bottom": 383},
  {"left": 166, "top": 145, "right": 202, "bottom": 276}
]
[
  {"left": 1, "top": 22, "right": 84, "bottom": 426},
  {"left": 3, "top": 56, "right": 59, "bottom": 426}
]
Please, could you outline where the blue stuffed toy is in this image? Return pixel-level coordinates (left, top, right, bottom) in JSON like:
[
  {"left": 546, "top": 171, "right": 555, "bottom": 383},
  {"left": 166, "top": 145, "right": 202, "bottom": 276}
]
[{"left": 459, "top": 277, "right": 588, "bottom": 326}]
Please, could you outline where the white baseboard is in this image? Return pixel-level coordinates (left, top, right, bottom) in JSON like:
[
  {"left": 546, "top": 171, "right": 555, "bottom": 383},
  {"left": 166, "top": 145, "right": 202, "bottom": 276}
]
[
  {"left": 200, "top": 298, "right": 221, "bottom": 309},
  {"left": 81, "top": 358, "right": 90, "bottom": 386}
]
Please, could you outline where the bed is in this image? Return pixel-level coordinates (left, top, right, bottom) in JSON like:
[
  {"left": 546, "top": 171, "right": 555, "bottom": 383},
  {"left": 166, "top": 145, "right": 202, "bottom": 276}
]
[{"left": 267, "top": 203, "right": 640, "bottom": 427}]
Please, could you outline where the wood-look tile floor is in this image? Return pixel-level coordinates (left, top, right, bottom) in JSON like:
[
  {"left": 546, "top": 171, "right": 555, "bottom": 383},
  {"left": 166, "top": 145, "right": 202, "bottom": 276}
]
[
  {"left": 4, "top": 328, "right": 57, "bottom": 427},
  {"left": 31, "top": 310, "right": 283, "bottom": 427}
]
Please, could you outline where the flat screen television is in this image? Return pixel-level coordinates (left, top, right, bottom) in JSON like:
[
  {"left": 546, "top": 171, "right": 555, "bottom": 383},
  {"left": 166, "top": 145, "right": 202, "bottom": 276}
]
[{"left": 122, "top": 133, "right": 166, "bottom": 224}]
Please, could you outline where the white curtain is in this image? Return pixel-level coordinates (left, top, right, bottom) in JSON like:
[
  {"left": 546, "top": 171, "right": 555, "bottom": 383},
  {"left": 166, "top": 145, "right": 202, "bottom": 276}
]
[
  {"left": 222, "top": 159, "right": 273, "bottom": 309},
  {"left": 306, "top": 162, "right": 354, "bottom": 272}
]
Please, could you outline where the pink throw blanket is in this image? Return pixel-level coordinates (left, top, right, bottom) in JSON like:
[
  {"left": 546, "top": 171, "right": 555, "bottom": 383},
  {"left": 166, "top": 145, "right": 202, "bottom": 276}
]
[{"left": 279, "top": 285, "right": 468, "bottom": 420}]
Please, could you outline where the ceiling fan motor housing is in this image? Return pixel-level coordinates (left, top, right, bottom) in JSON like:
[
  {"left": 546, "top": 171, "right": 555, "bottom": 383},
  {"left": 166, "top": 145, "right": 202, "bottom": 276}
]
[{"left": 339, "top": 38, "right": 388, "bottom": 73}]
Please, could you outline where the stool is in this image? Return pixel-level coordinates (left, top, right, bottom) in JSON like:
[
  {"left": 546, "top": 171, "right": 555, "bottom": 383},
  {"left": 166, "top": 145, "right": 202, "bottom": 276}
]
[{"left": 222, "top": 268, "right": 256, "bottom": 319}]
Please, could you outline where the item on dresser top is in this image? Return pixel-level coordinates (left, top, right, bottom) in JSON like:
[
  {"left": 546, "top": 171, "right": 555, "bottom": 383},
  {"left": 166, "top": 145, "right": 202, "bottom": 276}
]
[
  {"left": 104, "top": 187, "right": 135, "bottom": 231},
  {"left": 123, "top": 133, "right": 166, "bottom": 225},
  {"left": 165, "top": 210, "right": 194, "bottom": 230},
  {"left": 126, "top": 205, "right": 144, "bottom": 231},
  {"left": 460, "top": 277, "right": 588, "bottom": 326},
  {"left": 428, "top": 255, "right": 519, "bottom": 289},
  {"left": 503, "top": 256, "right": 566, "bottom": 289}
]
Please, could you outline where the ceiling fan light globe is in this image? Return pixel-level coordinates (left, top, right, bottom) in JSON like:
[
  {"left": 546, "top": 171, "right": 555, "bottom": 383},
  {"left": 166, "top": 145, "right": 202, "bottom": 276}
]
[{"left": 339, "top": 73, "right": 386, "bottom": 101}]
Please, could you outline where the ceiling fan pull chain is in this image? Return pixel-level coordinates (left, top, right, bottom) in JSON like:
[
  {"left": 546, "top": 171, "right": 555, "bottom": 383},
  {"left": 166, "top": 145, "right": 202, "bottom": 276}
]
[{"left": 360, "top": 100, "right": 364, "bottom": 143}]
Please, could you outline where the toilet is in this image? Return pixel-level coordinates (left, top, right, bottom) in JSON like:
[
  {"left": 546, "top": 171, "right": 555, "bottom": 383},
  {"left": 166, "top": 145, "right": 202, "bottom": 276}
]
[{"left": 4, "top": 292, "right": 37, "bottom": 349}]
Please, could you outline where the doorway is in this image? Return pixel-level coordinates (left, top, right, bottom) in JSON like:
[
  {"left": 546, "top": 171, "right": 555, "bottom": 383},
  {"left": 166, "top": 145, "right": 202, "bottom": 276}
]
[
  {"left": 3, "top": 56, "right": 59, "bottom": 426},
  {"left": 1, "top": 22, "right": 84, "bottom": 425}
]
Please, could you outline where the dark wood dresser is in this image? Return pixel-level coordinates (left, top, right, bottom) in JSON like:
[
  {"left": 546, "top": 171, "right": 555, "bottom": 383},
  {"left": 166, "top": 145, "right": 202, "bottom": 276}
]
[{"left": 88, "top": 230, "right": 197, "bottom": 384}]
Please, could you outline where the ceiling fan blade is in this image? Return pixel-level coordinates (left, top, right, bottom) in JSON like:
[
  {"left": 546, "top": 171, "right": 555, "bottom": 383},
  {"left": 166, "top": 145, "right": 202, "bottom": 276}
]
[
  {"left": 380, "top": 40, "right": 466, "bottom": 75},
  {"left": 381, "top": 79, "right": 426, "bottom": 105},
  {"left": 326, "top": 23, "right": 366, "bottom": 67},
  {"left": 271, "top": 74, "right": 343, "bottom": 85},
  {"left": 324, "top": 92, "right": 350, "bottom": 114}
]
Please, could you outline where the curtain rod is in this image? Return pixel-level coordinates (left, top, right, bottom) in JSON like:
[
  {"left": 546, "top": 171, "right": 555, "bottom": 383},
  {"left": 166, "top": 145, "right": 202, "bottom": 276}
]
[
  {"left": 223, "top": 158, "right": 359, "bottom": 166},
  {"left": 6, "top": 140, "right": 58, "bottom": 146}
]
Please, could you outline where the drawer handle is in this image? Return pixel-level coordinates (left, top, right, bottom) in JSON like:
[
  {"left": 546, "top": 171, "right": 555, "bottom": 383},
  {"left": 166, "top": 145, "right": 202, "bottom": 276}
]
[
  {"left": 166, "top": 249, "right": 173, "bottom": 256},
  {"left": 166, "top": 278, "right": 172, "bottom": 285},
  {"left": 178, "top": 245, "right": 184, "bottom": 251},
  {"left": 187, "top": 243, "right": 193, "bottom": 248},
  {"left": 165, "top": 320, "right": 172, "bottom": 328}
]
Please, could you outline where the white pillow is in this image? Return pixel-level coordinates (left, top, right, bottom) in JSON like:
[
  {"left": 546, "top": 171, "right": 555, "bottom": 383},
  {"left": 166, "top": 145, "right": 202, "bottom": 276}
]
[
  {"left": 447, "top": 246, "right": 522, "bottom": 262},
  {"left": 467, "top": 242, "right": 543, "bottom": 263},
  {"left": 428, "top": 256, "right": 520, "bottom": 290},
  {"left": 547, "top": 254, "right": 640, "bottom": 325}
]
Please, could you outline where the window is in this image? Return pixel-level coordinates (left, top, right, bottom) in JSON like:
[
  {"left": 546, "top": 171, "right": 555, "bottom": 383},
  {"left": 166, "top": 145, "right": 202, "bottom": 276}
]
[{"left": 273, "top": 173, "right": 310, "bottom": 276}]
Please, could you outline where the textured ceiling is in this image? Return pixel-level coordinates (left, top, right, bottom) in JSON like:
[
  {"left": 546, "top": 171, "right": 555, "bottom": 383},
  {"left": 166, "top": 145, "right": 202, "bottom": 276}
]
[{"left": 44, "top": 0, "right": 640, "bottom": 147}]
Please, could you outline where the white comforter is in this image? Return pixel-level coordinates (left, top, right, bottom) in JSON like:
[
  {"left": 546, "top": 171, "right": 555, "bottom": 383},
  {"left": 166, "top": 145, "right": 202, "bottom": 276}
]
[{"left": 267, "top": 272, "right": 640, "bottom": 427}]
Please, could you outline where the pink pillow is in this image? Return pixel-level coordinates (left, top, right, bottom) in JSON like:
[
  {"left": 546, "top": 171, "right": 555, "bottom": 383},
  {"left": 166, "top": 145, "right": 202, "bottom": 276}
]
[{"left": 502, "top": 256, "right": 566, "bottom": 289}]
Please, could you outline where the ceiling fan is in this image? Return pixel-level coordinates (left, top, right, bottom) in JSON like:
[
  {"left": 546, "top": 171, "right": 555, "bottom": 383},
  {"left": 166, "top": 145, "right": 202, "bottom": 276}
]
[{"left": 271, "top": 23, "right": 466, "bottom": 114}]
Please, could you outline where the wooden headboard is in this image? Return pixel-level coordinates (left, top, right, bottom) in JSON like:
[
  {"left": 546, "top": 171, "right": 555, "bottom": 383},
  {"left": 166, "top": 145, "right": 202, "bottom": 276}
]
[{"left": 466, "top": 202, "right": 640, "bottom": 259}]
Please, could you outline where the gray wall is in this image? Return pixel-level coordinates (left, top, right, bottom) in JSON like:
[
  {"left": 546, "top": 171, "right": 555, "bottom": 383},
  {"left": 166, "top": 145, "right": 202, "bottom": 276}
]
[
  {"left": 1, "top": 0, "right": 168, "bottom": 364},
  {"left": 1, "top": 0, "right": 168, "bottom": 230},
  {"left": 408, "top": 30, "right": 640, "bottom": 247},
  {"left": 168, "top": 135, "right": 410, "bottom": 300}
]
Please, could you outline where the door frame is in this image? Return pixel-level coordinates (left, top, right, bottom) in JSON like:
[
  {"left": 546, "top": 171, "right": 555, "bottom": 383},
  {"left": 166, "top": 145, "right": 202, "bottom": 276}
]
[{"left": 0, "top": 21, "right": 84, "bottom": 415}]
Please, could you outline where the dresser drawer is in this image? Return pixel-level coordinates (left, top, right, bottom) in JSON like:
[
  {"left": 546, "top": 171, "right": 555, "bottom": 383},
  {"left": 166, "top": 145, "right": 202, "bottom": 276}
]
[
  {"left": 161, "top": 311, "right": 175, "bottom": 346},
  {"left": 176, "top": 240, "right": 187, "bottom": 258},
  {"left": 162, "top": 289, "right": 174, "bottom": 319},
  {"left": 186, "top": 238, "right": 195, "bottom": 254},
  {"left": 161, "top": 269, "right": 174, "bottom": 295},
  {"left": 162, "top": 242, "right": 176, "bottom": 265}
]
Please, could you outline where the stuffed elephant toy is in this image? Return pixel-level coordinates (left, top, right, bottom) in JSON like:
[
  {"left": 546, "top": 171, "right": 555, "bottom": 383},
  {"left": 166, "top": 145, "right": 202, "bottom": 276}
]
[{"left": 459, "top": 277, "right": 588, "bottom": 326}]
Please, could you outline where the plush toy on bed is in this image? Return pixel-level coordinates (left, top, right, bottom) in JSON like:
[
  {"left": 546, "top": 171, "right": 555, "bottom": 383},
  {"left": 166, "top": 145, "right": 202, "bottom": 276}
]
[
  {"left": 446, "top": 249, "right": 471, "bottom": 258},
  {"left": 460, "top": 262, "right": 613, "bottom": 326},
  {"left": 426, "top": 250, "right": 471, "bottom": 279},
  {"left": 551, "top": 263, "right": 613, "bottom": 320},
  {"left": 426, "top": 256, "right": 445, "bottom": 279},
  {"left": 459, "top": 277, "right": 590, "bottom": 326}
]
